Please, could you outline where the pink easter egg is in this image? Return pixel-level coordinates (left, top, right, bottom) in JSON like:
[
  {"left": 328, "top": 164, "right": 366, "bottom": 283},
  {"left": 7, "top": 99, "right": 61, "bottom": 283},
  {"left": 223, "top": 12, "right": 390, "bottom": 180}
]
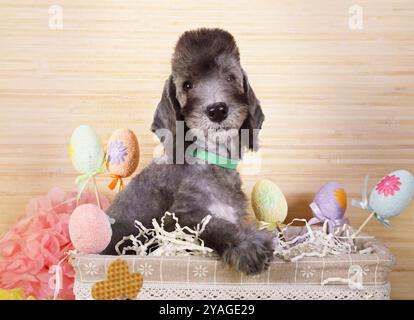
[{"left": 69, "top": 204, "right": 112, "bottom": 254}]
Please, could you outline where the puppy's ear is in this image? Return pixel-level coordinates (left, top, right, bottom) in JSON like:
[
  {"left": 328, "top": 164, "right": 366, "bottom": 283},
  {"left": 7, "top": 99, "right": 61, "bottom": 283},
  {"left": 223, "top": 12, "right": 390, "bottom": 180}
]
[
  {"left": 241, "top": 69, "right": 265, "bottom": 151},
  {"left": 151, "top": 75, "right": 181, "bottom": 140}
]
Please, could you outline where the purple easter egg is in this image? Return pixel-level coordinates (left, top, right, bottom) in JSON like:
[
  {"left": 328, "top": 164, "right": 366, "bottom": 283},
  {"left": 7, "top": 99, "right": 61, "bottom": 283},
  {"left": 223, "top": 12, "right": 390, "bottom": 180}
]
[{"left": 312, "top": 182, "right": 347, "bottom": 220}]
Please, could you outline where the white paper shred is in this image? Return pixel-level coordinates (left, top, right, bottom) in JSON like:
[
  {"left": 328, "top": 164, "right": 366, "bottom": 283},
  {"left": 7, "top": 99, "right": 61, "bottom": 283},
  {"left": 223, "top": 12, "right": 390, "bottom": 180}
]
[
  {"left": 114, "top": 214, "right": 373, "bottom": 262},
  {"left": 115, "top": 212, "right": 217, "bottom": 257},
  {"left": 273, "top": 219, "right": 373, "bottom": 262}
]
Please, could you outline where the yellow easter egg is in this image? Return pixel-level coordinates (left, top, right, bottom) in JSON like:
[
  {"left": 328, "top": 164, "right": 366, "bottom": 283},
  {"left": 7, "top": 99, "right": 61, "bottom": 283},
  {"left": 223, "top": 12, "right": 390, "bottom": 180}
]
[
  {"left": 106, "top": 128, "right": 140, "bottom": 178},
  {"left": 251, "top": 179, "right": 288, "bottom": 224},
  {"left": 69, "top": 125, "right": 104, "bottom": 174}
]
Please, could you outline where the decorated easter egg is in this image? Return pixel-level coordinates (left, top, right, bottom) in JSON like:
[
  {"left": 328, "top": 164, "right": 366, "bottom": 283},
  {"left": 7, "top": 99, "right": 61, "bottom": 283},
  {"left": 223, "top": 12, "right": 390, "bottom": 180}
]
[
  {"left": 311, "top": 182, "right": 347, "bottom": 219},
  {"left": 106, "top": 128, "right": 139, "bottom": 178},
  {"left": 69, "top": 125, "right": 104, "bottom": 174},
  {"left": 309, "top": 182, "right": 348, "bottom": 233},
  {"left": 369, "top": 170, "right": 414, "bottom": 219},
  {"left": 69, "top": 204, "right": 113, "bottom": 254},
  {"left": 251, "top": 179, "right": 288, "bottom": 225}
]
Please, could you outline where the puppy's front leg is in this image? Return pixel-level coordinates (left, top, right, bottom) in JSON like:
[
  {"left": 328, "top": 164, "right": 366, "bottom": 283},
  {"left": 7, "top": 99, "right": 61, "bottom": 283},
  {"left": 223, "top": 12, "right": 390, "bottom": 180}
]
[
  {"left": 208, "top": 220, "right": 275, "bottom": 275},
  {"left": 176, "top": 212, "right": 275, "bottom": 275}
]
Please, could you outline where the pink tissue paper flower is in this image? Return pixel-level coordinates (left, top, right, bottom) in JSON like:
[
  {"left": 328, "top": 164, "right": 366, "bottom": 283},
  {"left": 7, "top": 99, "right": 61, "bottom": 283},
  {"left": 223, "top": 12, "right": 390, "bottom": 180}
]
[
  {"left": 376, "top": 175, "right": 402, "bottom": 197},
  {"left": 0, "top": 187, "right": 110, "bottom": 300}
]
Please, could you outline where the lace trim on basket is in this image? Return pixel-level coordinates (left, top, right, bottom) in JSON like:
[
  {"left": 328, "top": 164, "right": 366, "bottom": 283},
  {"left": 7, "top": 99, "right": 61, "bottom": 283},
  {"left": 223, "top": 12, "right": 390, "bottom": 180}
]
[{"left": 73, "top": 281, "right": 391, "bottom": 300}]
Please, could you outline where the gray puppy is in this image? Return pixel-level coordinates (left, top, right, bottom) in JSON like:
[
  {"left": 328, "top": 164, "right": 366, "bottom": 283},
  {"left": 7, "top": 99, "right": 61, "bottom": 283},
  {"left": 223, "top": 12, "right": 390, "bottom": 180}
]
[{"left": 102, "top": 28, "right": 274, "bottom": 275}]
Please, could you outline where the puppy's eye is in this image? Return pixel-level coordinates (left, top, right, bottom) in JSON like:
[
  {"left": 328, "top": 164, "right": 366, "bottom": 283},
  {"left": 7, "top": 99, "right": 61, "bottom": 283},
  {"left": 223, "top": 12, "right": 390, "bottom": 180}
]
[
  {"left": 226, "top": 74, "right": 235, "bottom": 82},
  {"left": 183, "top": 81, "right": 193, "bottom": 91}
]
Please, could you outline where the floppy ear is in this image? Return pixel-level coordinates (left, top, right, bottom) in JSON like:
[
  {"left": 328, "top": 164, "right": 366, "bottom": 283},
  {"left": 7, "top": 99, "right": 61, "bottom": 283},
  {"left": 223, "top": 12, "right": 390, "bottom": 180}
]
[
  {"left": 241, "top": 69, "right": 265, "bottom": 151},
  {"left": 150, "top": 75, "right": 181, "bottom": 140}
]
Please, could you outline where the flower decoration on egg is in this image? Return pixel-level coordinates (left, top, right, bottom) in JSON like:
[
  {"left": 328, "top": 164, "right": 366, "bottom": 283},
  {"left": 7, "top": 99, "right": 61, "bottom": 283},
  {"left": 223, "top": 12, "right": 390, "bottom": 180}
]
[
  {"left": 106, "top": 140, "right": 128, "bottom": 165},
  {"left": 105, "top": 128, "right": 140, "bottom": 192},
  {"left": 352, "top": 170, "right": 414, "bottom": 237},
  {"left": 257, "top": 186, "right": 277, "bottom": 209},
  {"left": 375, "top": 175, "right": 401, "bottom": 197}
]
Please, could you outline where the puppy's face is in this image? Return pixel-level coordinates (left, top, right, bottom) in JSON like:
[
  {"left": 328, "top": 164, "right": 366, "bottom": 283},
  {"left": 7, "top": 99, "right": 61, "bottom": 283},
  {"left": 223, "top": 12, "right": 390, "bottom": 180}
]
[
  {"left": 174, "top": 56, "right": 248, "bottom": 133},
  {"left": 172, "top": 29, "right": 249, "bottom": 134},
  {"left": 151, "top": 29, "right": 264, "bottom": 153}
]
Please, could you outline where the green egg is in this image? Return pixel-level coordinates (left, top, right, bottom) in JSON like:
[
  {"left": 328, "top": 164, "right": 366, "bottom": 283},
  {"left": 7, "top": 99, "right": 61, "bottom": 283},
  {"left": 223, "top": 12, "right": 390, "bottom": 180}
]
[
  {"left": 69, "top": 125, "right": 104, "bottom": 174},
  {"left": 251, "top": 179, "right": 288, "bottom": 224}
]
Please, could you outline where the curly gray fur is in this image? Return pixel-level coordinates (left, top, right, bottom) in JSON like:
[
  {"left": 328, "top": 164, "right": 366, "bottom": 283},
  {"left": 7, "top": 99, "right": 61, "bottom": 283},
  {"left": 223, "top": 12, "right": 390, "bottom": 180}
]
[{"left": 101, "top": 28, "right": 274, "bottom": 275}]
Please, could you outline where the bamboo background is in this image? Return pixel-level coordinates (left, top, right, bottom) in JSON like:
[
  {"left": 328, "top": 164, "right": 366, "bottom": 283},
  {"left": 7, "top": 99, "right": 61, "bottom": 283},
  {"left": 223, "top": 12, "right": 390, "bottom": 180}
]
[{"left": 0, "top": 0, "right": 413, "bottom": 299}]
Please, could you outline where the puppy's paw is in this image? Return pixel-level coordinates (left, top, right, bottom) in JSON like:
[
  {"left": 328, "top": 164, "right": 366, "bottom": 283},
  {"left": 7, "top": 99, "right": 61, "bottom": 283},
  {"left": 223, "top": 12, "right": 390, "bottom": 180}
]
[{"left": 222, "top": 229, "right": 274, "bottom": 275}]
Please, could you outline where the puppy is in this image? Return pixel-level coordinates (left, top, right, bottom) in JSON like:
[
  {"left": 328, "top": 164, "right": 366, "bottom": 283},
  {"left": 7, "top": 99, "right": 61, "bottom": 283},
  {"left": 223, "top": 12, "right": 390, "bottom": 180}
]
[{"left": 102, "top": 28, "right": 274, "bottom": 275}]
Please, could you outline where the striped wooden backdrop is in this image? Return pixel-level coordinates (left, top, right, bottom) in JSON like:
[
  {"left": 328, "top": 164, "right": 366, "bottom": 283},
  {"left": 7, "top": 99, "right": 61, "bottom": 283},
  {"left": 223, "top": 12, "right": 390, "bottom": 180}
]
[{"left": 0, "top": 0, "right": 413, "bottom": 299}]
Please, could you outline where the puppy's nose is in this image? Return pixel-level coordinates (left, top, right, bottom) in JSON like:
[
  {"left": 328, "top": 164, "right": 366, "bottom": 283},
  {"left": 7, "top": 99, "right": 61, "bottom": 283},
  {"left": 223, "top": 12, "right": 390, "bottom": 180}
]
[{"left": 206, "top": 103, "right": 228, "bottom": 123}]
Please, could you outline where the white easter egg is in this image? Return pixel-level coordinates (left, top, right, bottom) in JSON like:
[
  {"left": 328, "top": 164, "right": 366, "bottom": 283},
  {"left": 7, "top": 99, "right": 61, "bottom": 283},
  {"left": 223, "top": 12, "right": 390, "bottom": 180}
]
[
  {"left": 369, "top": 169, "right": 414, "bottom": 219},
  {"left": 69, "top": 125, "right": 104, "bottom": 174}
]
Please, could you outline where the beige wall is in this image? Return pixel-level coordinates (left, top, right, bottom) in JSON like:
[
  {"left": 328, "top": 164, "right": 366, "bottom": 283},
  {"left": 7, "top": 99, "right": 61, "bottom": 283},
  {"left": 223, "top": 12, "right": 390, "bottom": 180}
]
[{"left": 0, "top": 0, "right": 413, "bottom": 299}]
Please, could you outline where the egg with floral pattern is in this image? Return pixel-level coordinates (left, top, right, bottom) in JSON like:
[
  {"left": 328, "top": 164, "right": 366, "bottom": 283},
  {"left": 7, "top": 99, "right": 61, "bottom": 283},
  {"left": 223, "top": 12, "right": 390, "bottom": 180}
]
[
  {"left": 369, "top": 170, "right": 414, "bottom": 219},
  {"left": 251, "top": 179, "right": 288, "bottom": 225},
  {"left": 106, "top": 128, "right": 139, "bottom": 178}
]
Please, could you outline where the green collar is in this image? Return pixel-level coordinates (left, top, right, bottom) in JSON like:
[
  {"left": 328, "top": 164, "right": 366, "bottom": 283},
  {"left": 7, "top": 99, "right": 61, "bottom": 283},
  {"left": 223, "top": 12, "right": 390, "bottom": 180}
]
[{"left": 192, "top": 149, "right": 239, "bottom": 170}]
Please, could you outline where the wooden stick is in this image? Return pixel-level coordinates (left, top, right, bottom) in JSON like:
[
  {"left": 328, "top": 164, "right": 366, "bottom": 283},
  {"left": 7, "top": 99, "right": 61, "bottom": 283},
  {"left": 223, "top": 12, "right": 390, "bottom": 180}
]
[
  {"left": 352, "top": 211, "right": 375, "bottom": 238},
  {"left": 92, "top": 176, "right": 101, "bottom": 210}
]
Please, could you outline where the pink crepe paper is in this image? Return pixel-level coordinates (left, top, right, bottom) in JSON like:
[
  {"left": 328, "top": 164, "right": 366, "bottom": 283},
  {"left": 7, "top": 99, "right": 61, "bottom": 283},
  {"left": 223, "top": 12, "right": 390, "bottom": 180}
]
[{"left": 0, "top": 187, "right": 110, "bottom": 300}]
